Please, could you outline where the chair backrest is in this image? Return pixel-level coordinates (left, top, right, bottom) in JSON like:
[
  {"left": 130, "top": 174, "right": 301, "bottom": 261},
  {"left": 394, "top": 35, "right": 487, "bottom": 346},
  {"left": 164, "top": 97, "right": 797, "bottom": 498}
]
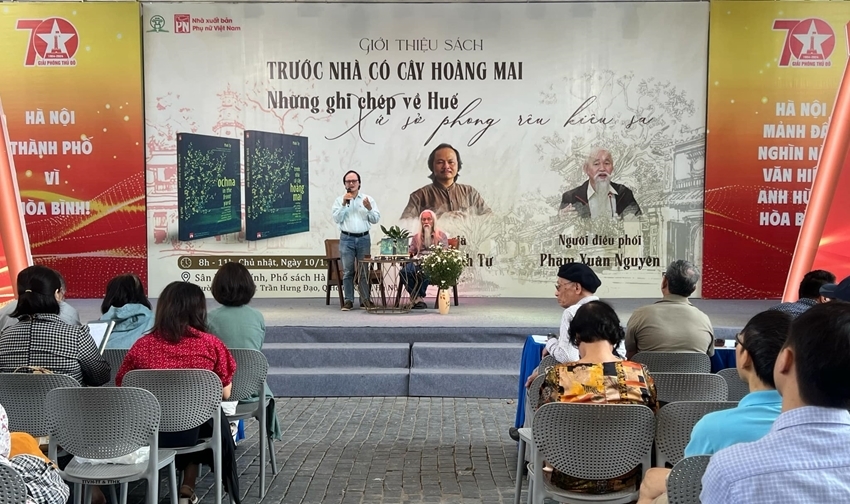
[
  {"left": 324, "top": 239, "right": 340, "bottom": 259},
  {"left": 537, "top": 355, "right": 559, "bottom": 374},
  {"left": 655, "top": 401, "right": 738, "bottom": 467},
  {"left": 533, "top": 403, "right": 655, "bottom": 481},
  {"left": 122, "top": 369, "right": 221, "bottom": 433},
  {"left": 45, "top": 386, "right": 160, "bottom": 460},
  {"left": 0, "top": 462, "right": 27, "bottom": 504},
  {"left": 717, "top": 368, "right": 750, "bottom": 401},
  {"left": 102, "top": 348, "right": 128, "bottom": 387},
  {"left": 228, "top": 349, "right": 268, "bottom": 402},
  {"left": 525, "top": 374, "right": 546, "bottom": 416},
  {"left": 653, "top": 373, "right": 728, "bottom": 403},
  {"left": 632, "top": 352, "right": 711, "bottom": 374},
  {"left": 0, "top": 373, "right": 80, "bottom": 437},
  {"left": 667, "top": 455, "right": 712, "bottom": 504}
]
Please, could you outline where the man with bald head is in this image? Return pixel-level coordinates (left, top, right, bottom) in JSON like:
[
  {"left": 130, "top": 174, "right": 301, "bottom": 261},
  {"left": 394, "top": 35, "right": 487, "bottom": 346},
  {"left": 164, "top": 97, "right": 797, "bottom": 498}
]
[{"left": 559, "top": 148, "right": 641, "bottom": 219}]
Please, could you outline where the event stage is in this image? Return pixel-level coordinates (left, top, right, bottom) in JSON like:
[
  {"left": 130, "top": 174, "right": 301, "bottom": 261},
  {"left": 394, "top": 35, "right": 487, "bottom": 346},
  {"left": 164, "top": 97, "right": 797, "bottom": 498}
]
[{"left": 71, "top": 297, "right": 775, "bottom": 398}]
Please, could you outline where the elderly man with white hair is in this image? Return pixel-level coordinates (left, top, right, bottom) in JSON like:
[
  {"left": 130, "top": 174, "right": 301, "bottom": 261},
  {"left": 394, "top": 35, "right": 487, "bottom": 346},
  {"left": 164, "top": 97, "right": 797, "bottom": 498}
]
[{"left": 559, "top": 148, "right": 641, "bottom": 219}]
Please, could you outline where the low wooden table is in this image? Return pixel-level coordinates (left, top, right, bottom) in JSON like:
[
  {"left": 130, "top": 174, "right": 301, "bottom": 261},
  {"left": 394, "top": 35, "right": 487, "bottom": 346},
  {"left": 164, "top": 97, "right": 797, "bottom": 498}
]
[{"left": 357, "top": 256, "right": 421, "bottom": 313}]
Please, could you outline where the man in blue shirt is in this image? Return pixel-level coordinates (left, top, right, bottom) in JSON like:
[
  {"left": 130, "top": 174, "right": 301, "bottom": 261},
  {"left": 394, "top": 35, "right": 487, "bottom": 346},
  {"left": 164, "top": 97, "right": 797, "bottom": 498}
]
[
  {"left": 331, "top": 170, "right": 381, "bottom": 311},
  {"left": 637, "top": 310, "right": 791, "bottom": 504},
  {"left": 701, "top": 303, "right": 850, "bottom": 503}
]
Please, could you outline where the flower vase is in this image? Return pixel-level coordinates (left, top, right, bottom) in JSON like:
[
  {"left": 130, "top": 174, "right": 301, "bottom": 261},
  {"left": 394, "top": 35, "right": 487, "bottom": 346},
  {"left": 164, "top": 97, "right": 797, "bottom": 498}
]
[{"left": 437, "top": 288, "right": 450, "bottom": 315}]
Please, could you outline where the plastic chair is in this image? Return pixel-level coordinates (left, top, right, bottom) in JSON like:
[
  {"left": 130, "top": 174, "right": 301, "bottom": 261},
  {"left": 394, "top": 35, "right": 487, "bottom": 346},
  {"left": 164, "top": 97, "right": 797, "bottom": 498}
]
[
  {"left": 0, "top": 373, "right": 79, "bottom": 436},
  {"left": 652, "top": 373, "right": 728, "bottom": 404},
  {"left": 667, "top": 455, "right": 711, "bottom": 504},
  {"left": 655, "top": 401, "right": 738, "bottom": 467},
  {"left": 514, "top": 373, "right": 547, "bottom": 504},
  {"left": 529, "top": 403, "right": 655, "bottom": 504},
  {"left": 537, "top": 355, "right": 559, "bottom": 374},
  {"left": 324, "top": 239, "right": 345, "bottom": 307},
  {"left": 0, "top": 462, "right": 27, "bottom": 504},
  {"left": 717, "top": 368, "right": 750, "bottom": 401},
  {"left": 45, "top": 386, "right": 178, "bottom": 504},
  {"left": 227, "top": 349, "right": 277, "bottom": 498},
  {"left": 122, "top": 369, "right": 229, "bottom": 504},
  {"left": 102, "top": 349, "right": 128, "bottom": 387},
  {"left": 632, "top": 352, "right": 711, "bottom": 374}
]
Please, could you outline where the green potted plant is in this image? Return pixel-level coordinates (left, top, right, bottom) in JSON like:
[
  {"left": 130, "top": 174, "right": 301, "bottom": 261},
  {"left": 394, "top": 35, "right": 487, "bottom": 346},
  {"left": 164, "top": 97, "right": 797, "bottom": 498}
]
[
  {"left": 420, "top": 244, "right": 466, "bottom": 314},
  {"left": 379, "top": 225, "right": 410, "bottom": 256}
]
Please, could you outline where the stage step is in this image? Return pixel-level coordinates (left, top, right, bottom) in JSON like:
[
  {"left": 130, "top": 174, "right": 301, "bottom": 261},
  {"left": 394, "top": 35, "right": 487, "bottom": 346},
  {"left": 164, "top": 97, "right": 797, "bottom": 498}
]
[
  {"left": 268, "top": 367, "right": 410, "bottom": 397},
  {"left": 409, "top": 342, "right": 524, "bottom": 398},
  {"left": 264, "top": 342, "right": 410, "bottom": 397}
]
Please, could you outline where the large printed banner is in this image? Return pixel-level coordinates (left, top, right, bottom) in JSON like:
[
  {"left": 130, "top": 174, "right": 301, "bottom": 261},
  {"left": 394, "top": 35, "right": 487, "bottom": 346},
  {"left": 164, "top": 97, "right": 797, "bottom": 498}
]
[
  {"left": 143, "top": 2, "right": 708, "bottom": 298},
  {"left": 0, "top": 3, "right": 146, "bottom": 298},
  {"left": 704, "top": 2, "right": 850, "bottom": 298}
]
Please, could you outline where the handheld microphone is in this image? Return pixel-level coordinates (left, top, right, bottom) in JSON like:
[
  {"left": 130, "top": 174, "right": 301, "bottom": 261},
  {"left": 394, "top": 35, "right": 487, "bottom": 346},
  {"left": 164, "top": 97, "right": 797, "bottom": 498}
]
[{"left": 344, "top": 188, "right": 352, "bottom": 206}]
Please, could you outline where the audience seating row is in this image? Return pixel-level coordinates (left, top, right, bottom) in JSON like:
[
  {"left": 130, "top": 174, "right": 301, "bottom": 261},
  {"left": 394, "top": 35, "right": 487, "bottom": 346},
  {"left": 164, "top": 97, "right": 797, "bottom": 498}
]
[{"left": 0, "top": 348, "right": 275, "bottom": 503}]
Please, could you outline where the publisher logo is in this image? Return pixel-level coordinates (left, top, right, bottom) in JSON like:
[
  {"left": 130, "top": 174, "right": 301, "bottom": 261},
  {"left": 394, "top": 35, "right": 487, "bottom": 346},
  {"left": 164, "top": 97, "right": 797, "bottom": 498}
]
[
  {"left": 174, "top": 14, "right": 191, "bottom": 34},
  {"left": 148, "top": 15, "right": 168, "bottom": 33},
  {"left": 774, "top": 18, "right": 835, "bottom": 67},
  {"left": 16, "top": 17, "right": 79, "bottom": 67}
]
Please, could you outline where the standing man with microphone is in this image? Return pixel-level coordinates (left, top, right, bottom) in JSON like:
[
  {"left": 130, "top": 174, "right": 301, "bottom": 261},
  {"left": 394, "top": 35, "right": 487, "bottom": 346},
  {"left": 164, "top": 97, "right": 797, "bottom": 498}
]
[{"left": 332, "top": 170, "right": 381, "bottom": 311}]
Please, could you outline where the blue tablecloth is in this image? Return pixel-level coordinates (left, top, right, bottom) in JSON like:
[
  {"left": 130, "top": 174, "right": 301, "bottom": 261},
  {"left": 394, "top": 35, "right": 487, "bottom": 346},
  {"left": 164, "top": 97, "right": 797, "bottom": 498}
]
[
  {"left": 514, "top": 335, "right": 546, "bottom": 428},
  {"left": 711, "top": 347, "right": 737, "bottom": 373}
]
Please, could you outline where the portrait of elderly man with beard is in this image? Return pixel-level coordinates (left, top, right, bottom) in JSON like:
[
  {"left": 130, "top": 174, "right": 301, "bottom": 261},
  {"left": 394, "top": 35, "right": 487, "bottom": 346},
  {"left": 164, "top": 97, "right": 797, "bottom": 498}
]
[{"left": 559, "top": 148, "right": 641, "bottom": 219}]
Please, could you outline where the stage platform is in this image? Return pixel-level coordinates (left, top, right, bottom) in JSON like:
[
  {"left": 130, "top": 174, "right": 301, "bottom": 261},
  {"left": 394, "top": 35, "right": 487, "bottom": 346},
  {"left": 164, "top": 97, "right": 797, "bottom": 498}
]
[{"left": 71, "top": 297, "right": 776, "bottom": 398}]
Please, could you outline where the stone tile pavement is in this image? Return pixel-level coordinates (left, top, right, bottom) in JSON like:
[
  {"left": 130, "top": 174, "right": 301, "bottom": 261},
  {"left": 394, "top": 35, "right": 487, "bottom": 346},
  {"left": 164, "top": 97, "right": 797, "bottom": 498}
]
[{"left": 127, "top": 397, "right": 526, "bottom": 504}]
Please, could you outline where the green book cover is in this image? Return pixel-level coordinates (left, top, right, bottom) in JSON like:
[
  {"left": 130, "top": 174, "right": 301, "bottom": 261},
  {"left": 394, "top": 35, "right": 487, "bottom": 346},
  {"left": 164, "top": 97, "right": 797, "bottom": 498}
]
[
  {"left": 176, "top": 133, "right": 241, "bottom": 241},
  {"left": 244, "top": 130, "right": 310, "bottom": 241}
]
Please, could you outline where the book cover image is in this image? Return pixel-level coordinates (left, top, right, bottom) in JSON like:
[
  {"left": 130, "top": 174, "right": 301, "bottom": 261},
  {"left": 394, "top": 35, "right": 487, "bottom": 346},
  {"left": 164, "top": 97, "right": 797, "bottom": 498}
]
[
  {"left": 176, "top": 133, "right": 242, "bottom": 242},
  {"left": 244, "top": 131, "right": 309, "bottom": 241}
]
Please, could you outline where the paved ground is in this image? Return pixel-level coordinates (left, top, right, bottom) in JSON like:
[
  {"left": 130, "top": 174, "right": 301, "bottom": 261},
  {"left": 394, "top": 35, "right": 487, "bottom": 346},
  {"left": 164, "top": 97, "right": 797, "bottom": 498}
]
[{"left": 128, "top": 397, "right": 525, "bottom": 504}]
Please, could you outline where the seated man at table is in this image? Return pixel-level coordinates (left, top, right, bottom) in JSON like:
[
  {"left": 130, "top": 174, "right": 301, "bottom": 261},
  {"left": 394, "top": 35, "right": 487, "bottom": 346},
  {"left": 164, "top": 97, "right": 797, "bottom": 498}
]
[
  {"left": 700, "top": 303, "right": 850, "bottom": 503},
  {"left": 399, "top": 209, "right": 448, "bottom": 309},
  {"left": 637, "top": 310, "right": 791, "bottom": 504},
  {"left": 769, "top": 269, "right": 834, "bottom": 318},
  {"left": 625, "top": 259, "right": 714, "bottom": 358}
]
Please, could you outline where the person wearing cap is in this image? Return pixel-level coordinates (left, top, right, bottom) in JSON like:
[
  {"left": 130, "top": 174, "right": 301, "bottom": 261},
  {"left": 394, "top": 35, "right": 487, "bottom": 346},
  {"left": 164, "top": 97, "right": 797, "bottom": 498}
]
[
  {"left": 820, "top": 275, "right": 850, "bottom": 303},
  {"left": 770, "top": 269, "right": 834, "bottom": 318},
  {"left": 625, "top": 259, "right": 714, "bottom": 359}
]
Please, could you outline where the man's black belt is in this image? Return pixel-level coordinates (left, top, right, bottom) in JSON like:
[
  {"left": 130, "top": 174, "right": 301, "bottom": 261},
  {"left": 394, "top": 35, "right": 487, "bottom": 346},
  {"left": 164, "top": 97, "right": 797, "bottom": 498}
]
[{"left": 341, "top": 230, "right": 369, "bottom": 237}]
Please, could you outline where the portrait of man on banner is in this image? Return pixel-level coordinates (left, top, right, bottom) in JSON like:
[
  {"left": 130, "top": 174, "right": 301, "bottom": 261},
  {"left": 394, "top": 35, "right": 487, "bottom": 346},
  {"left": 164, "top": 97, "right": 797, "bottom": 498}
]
[{"left": 559, "top": 148, "right": 642, "bottom": 219}]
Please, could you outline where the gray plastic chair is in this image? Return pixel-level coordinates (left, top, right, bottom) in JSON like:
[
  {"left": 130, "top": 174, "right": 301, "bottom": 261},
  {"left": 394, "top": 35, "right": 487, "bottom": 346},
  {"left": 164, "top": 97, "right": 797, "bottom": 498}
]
[
  {"left": 653, "top": 373, "right": 728, "bottom": 404},
  {"left": 530, "top": 403, "right": 655, "bottom": 504},
  {"left": 102, "top": 349, "right": 128, "bottom": 387},
  {"left": 717, "top": 368, "right": 750, "bottom": 401},
  {"left": 667, "top": 455, "right": 712, "bottom": 504},
  {"left": 122, "top": 369, "right": 228, "bottom": 504},
  {"left": 514, "top": 373, "right": 548, "bottom": 504},
  {"left": 0, "top": 373, "right": 79, "bottom": 436},
  {"left": 0, "top": 463, "right": 27, "bottom": 504},
  {"left": 228, "top": 349, "right": 277, "bottom": 498},
  {"left": 655, "top": 401, "right": 738, "bottom": 467},
  {"left": 45, "top": 386, "right": 177, "bottom": 504},
  {"left": 537, "top": 355, "right": 559, "bottom": 374},
  {"left": 632, "top": 352, "right": 711, "bottom": 374}
]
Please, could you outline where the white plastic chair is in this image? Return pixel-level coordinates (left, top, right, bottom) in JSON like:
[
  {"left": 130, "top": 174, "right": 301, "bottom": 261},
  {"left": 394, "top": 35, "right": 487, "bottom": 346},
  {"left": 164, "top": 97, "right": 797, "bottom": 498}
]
[
  {"left": 717, "top": 368, "right": 750, "bottom": 401},
  {"left": 655, "top": 401, "right": 738, "bottom": 467},
  {"left": 652, "top": 373, "right": 728, "bottom": 404},
  {"left": 45, "top": 386, "right": 178, "bottom": 504},
  {"left": 632, "top": 352, "right": 711, "bottom": 374},
  {"left": 667, "top": 455, "right": 712, "bottom": 504}
]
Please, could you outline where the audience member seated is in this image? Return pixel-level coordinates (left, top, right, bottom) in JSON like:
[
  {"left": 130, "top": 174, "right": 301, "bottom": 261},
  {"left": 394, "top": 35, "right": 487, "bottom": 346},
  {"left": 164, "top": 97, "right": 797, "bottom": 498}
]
[
  {"left": 99, "top": 273, "right": 154, "bottom": 349},
  {"left": 115, "top": 281, "right": 237, "bottom": 504},
  {"left": 399, "top": 209, "right": 448, "bottom": 309},
  {"left": 0, "top": 403, "right": 70, "bottom": 504},
  {"left": 207, "top": 262, "right": 281, "bottom": 441},
  {"left": 637, "top": 310, "right": 791, "bottom": 504},
  {"left": 536, "top": 300, "right": 657, "bottom": 494},
  {"left": 769, "top": 269, "right": 834, "bottom": 318},
  {"left": 0, "top": 265, "right": 109, "bottom": 386},
  {"left": 701, "top": 303, "right": 850, "bottom": 503},
  {"left": 625, "top": 260, "right": 713, "bottom": 358},
  {"left": 0, "top": 267, "right": 81, "bottom": 331},
  {"left": 820, "top": 275, "right": 850, "bottom": 303}
]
